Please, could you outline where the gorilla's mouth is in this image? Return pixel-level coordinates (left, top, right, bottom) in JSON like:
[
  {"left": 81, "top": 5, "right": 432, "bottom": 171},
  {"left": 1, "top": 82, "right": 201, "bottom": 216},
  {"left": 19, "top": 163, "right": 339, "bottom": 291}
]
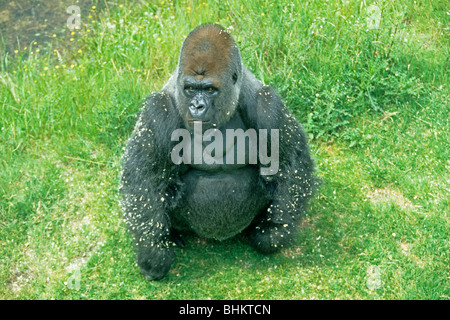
[{"left": 185, "top": 112, "right": 211, "bottom": 126}]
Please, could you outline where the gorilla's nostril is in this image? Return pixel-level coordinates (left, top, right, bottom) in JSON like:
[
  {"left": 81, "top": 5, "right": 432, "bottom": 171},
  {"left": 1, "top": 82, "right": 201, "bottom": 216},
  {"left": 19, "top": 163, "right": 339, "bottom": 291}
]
[{"left": 190, "top": 103, "right": 205, "bottom": 112}]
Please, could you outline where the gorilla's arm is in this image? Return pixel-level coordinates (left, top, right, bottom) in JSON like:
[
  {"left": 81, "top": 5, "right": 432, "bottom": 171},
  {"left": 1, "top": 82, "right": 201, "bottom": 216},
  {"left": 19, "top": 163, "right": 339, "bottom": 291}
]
[
  {"left": 120, "top": 91, "right": 182, "bottom": 280},
  {"left": 241, "top": 82, "right": 316, "bottom": 253}
]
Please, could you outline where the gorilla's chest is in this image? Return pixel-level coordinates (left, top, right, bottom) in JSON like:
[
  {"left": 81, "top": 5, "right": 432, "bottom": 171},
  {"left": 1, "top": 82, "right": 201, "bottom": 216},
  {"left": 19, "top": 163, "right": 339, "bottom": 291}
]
[
  {"left": 171, "top": 112, "right": 271, "bottom": 239},
  {"left": 185, "top": 112, "right": 254, "bottom": 172}
]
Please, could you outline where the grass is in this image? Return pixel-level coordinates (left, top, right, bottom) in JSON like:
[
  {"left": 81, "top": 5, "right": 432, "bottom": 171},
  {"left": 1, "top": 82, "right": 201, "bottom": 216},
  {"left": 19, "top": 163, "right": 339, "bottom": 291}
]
[{"left": 0, "top": 0, "right": 448, "bottom": 299}]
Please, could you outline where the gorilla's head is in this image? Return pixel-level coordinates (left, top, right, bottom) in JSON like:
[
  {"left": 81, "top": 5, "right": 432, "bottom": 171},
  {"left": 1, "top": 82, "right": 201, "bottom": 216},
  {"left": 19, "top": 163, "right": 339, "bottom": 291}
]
[{"left": 174, "top": 24, "right": 243, "bottom": 129}]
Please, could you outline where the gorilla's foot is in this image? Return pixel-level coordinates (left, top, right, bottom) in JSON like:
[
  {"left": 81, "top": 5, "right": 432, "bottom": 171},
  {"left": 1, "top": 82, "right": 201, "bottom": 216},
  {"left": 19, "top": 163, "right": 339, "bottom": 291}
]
[{"left": 248, "top": 221, "right": 294, "bottom": 254}]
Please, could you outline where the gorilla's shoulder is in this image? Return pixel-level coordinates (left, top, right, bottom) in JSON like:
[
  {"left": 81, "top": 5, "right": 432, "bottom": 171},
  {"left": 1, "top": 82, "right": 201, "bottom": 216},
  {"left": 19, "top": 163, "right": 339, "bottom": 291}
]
[
  {"left": 239, "top": 80, "right": 286, "bottom": 129},
  {"left": 140, "top": 90, "right": 177, "bottom": 119},
  {"left": 132, "top": 90, "right": 183, "bottom": 152},
  {"left": 138, "top": 90, "right": 182, "bottom": 129}
]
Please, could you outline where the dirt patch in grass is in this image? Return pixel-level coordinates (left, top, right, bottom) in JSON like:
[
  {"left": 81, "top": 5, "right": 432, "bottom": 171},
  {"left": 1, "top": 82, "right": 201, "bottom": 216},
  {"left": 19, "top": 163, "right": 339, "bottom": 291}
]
[
  {"left": 367, "top": 188, "right": 414, "bottom": 211},
  {"left": 6, "top": 268, "right": 34, "bottom": 296},
  {"left": 399, "top": 242, "right": 425, "bottom": 268}
]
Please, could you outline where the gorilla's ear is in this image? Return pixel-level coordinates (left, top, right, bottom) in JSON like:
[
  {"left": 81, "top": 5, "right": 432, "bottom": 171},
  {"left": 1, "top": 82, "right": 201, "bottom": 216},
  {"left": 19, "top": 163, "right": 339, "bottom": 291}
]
[{"left": 232, "top": 73, "right": 238, "bottom": 85}]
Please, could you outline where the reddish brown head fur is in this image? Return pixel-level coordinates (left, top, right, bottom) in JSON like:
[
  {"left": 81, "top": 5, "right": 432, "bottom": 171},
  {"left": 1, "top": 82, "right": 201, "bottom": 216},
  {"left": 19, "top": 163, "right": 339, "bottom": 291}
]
[{"left": 180, "top": 24, "right": 235, "bottom": 82}]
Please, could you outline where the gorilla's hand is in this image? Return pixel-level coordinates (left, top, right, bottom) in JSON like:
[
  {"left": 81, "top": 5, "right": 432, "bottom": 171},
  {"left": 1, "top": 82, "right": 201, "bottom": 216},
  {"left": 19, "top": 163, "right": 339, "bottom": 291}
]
[{"left": 137, "top": 245, "right": 174, "bottom": 281}]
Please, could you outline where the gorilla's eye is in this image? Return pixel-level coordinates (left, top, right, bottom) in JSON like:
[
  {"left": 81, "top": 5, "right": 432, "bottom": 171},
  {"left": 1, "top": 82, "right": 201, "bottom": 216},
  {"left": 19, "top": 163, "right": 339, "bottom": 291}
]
[
  {"left": 206, "top": 87, "right": 218, "bottom": 95},
  {"left": 184, "top": 87, "right": 194, "bottom": 95}
]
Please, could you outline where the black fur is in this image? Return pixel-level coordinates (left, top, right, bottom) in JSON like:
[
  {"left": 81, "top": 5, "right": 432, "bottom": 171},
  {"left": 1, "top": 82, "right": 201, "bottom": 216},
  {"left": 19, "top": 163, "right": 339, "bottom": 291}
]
[{"left": 120, "top": 24, "right": 316, "bottom": 280}]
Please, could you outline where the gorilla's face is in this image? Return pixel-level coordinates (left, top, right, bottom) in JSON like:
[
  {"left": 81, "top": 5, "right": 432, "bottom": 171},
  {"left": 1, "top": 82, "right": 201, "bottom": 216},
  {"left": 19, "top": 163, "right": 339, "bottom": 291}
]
[
  {"left": 180, "top": 75, "right": 220, "bottom": 125},
  {"left": 176, "top": 72, "right": 239, "bottom": 130},
  {"left": 174, "top": 25, "right": 242, "bottom": 130}
]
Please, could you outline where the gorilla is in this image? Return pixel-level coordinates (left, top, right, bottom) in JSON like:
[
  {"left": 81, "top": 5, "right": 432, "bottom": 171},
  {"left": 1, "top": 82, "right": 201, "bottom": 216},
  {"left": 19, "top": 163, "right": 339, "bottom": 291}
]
[{"left": 120, "top": 24, "right": 316, "bottom": 280}]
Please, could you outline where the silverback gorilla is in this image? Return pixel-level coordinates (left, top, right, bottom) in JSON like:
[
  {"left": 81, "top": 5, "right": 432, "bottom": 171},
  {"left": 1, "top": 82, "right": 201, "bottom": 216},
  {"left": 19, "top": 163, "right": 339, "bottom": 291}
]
[{"left": 120, "top": 24, "right": 316, "bottom": 280}]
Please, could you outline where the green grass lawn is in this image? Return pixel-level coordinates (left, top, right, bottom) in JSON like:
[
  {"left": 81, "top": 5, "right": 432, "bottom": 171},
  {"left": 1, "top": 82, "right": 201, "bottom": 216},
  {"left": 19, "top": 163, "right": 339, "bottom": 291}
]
[{"left": 0, "top": 0, "right": 448, "bottom": 299}]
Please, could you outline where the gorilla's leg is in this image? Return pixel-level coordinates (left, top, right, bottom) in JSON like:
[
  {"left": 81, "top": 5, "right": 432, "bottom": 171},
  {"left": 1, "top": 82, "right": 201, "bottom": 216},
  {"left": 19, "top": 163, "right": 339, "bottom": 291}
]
[{"left": 248, "top": 154, "right": 315, "bottom": 254}]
